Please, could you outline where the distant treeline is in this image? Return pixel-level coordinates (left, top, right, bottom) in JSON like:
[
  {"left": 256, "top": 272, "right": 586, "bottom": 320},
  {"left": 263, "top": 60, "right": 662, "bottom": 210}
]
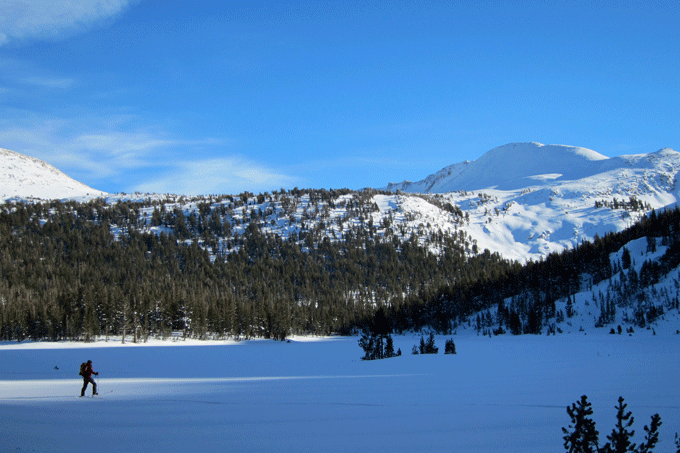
[
  {"left": 0, "top": 194, "right": 503, "bottom": 341},
  {"left": 392, "top": 207, "right": 680, "bottom": 336},
  {"left": 1, "top": 193, "right": 679, "bottom": 342}
]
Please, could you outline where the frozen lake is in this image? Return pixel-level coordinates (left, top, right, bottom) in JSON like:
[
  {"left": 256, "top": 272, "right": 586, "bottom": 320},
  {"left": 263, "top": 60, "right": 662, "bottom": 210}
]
[{"left": 1, "top": 333, "right": 679, "bottom": 452}]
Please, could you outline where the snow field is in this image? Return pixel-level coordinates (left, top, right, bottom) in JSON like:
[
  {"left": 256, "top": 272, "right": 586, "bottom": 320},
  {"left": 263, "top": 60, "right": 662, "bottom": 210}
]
[{"left": 1, "top": 333, "right": 679, "bottom": 452}]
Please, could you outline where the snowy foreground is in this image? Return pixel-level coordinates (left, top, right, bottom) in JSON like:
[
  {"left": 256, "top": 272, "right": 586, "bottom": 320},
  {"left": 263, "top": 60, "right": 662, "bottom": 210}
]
[{"left": 1, "top": 333, "right": 679, "bottom": 452}]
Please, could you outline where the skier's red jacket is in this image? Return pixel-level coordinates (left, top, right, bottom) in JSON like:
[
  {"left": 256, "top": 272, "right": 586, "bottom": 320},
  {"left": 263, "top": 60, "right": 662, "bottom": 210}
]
[{"left": 83, "top": 363, "right": 98, "bottom": 378}]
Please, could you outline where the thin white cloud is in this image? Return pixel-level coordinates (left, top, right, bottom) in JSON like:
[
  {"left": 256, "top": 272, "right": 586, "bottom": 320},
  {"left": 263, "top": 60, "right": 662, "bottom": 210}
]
[
  {"left": 23, "top": 76, "right": 76, "bottom": 89},
  {"left": 0, "top": 0, "right": 132, "bottom": 45},
  {"left": 0, "top": 116, "right": 300, "bottom": 195},
  {"left": 74, "top": 132, "right": 177, "bottom": 156},
  {"left": 0, "top": 118, "right": 198, "bottom": 174},
  {"left": 58, "top": 132, "right": 225, "bottom": 181},
  {"left": 56, "top": 132, "right": 181, "bottom": 179},
  {"left": 134, "top": 157, "right": 302, "bottom": 196}
]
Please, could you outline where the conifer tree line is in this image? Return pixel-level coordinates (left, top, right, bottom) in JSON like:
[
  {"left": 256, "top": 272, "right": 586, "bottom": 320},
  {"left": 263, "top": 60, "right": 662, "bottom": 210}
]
[
  {"left": 0, "top": 192, "right": 497, "bottom": 341},
  {"left": 1, "top": 191, "right": 679, "bottom": 342}
]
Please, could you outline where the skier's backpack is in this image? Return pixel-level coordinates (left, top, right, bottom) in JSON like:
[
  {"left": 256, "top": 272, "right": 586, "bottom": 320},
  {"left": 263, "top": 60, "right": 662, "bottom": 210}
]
[{"left": 79, "top": 362, "right": 87, "bottom": 377}]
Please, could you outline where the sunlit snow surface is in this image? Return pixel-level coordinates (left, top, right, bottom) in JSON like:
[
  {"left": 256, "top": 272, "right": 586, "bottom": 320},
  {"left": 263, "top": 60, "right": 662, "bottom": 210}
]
[
  {"left": 1, "top": 333, "right": 679, "bottom": 452},
  {"left": 0, "top": 148, "right": 106, "bottom": 201}
]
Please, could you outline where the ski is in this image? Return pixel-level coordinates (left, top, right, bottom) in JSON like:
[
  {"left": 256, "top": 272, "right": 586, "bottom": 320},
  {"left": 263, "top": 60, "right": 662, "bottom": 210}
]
[
  {"left": 94, "top": 390, "right": 113, "bottom": 396},
  {"left": 79, "top": 390, "right": 112, "bottom": 398}
]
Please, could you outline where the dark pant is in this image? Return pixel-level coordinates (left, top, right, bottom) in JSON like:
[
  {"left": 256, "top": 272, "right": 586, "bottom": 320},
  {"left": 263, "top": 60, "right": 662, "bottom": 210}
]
[{"left": 81, "top": 376, "right": 97, "bottom": 396}]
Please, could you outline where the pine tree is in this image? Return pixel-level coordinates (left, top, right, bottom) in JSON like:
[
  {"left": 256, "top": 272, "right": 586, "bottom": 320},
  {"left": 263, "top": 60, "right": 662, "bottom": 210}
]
[
  {"left": 508, "top": 308, "right": 522, "bottom": 335},
  {"left": 563, "top": 395, "right": 599, "bottom": 453},
  {"left": 601, "top": 397, "right": 636, "bottom": 453},
  {"left": 622, "top": 247, "right": 632, "bottom": 270},
  {"left": 562, "top": 396, "right": 664, "bottom": 453},
  {"left": 418, "top": 332, "right": 438, "bottom": 354},
  {"left": 566, "top": 297, "right": 575, "bottom": 318},
  {"left": 636, "top": 414, "right": 662, "bottom": 453},
  {"left": 358, "top": 307, "right": 396, "bottom": 360},
  {"left": 444, "top": 338, "right": 456, "bottom": 354},
  {"left": 373, "top": 307, "right": 390, "bottom": 359},
  {"left": 358, "top": 330, "right": 377, "bottom": 360},
  {"left": 384, "top": 336, "right": 395, "bottom": 358}
]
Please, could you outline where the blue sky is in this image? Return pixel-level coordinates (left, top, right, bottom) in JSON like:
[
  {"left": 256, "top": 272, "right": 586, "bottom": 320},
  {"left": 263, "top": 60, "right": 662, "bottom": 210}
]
[{"left": 0, "top": 1, "right": 678, "bottom": 196}]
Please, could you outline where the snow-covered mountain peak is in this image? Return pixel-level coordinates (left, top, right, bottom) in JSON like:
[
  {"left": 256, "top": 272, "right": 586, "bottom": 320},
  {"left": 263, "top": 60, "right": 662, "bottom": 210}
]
[
  {"left": 380, "top": 142, "right": 680, "bottom": 262},
  {"left": 385, "top": 142, "right": 678, "bottom": 193},
  {"left": 470, "top": 142, "right": 608, "bottom": 188},
  {"left": 0, "top": 147, "right": 106, "bottom": 202},
  {"left": 484, "top": 142, "right": 608, "bottom": 163},
  {"left": 654, "top": 147, "right": 678, "bottom": 156}
]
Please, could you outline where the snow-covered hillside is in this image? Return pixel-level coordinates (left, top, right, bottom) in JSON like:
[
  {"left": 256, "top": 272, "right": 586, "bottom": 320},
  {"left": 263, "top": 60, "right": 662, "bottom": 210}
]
[
  {"left": 0, "top": 148, "right": 106, "bottom": 202},
  {"left": 385, "top": 142, "right": 680, "bottom": 194},
  {"left": 4, "top": 143, "right": 680, "bottom": 264},
  {"left": 384, "top": 142, "right": 680, "bottom": 261}
]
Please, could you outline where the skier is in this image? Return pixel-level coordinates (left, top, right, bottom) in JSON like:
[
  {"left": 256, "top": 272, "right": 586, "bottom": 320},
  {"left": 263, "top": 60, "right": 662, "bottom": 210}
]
[{"left": 79, "top": 360, "right": 99, "bottom": 397}]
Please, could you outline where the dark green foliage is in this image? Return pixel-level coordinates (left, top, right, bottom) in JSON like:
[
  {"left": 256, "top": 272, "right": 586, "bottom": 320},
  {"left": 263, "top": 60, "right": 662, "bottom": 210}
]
[
  {"left": 2, "top": 195, "right": 680, "bottom": 342},
  {"left": 417, "top": 332, "right": 438, "bottom": 354},
  {"left": 601, "top": 397, "right": 636, "bottom": 453},
  {"left": 597, "top": 298, "right": 617, "bottom": 328},
  {"left": 563, "top": 395, "right": 599, "bottom": 453},
  {"left": 358, "top": 331, "right": 378, "bottom": 360},
  {"left": 444, "top": 338, "right": 456, "bottom": 354},
  {"left": 566, "top": 297, "right": 575, "bottom": 319},
  {"left": 563, "top": 396, "right": 664, "bottom": 453},
  {"left": 636, "top": 414, "right": 662, "bottom": 453},
  {"left": 1, "top": 193, "right": 497, "bottom": 341},
  {"left": 358, "top": 307, "right": 398, "bottom": 360},
  {"left": 508, "top": 309, "right": 522, "bottom": 335},
  {"left": 622, "top": 247, "right": 632, "bottom": 270},
  {"left": 384, "top": 336, "right": 397, "bottom": 358},
  {"left": 594, "top": 197, "right": 651, "bottom": 213},
  {"left": 524, "top": 300, "right": 543, "bottom": 334}
]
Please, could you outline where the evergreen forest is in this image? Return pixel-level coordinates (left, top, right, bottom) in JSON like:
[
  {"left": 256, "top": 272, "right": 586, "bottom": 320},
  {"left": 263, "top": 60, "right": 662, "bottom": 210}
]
[{"left": 1, "top": 189, "right": 679, "bottom": 342}]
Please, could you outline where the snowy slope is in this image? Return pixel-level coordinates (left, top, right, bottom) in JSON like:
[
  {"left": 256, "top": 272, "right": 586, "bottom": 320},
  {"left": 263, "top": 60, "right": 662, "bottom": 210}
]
[
  {"left": 382, "top": 143, "right": 680, "bottom": 261},
  {"left": 386, "top": 142, "right": 679, "bottom": 193},
  {"left": 5, "top": 143, "right": 680, "bottom": 264},
  {"left": 0, "top": 148, "right": 106, "bottom": 202},
  {"left": 120, "top": 142, "right": 677, "bottom": 263}
]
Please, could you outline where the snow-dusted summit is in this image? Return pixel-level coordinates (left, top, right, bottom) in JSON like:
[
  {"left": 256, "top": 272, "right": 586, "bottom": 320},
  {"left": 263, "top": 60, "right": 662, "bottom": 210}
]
[
  {"left": 383, "top": 142, "right": 680, "bottom": 261},
  {"left": 0, "top": 148, "right": 106, "bottom": 202},
  {"left": 386, "top": 142, "right": 680, "bottom": 193},
  {"left": 4, "top": 142, "right": 680, "bottom": 264}
]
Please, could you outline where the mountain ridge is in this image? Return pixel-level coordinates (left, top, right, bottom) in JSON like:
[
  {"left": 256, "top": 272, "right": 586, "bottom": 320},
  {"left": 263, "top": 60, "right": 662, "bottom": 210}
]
[
  {"left": 385, "top": 142, "right": 680, "bottom": 194},
  {"left": 0, "top": 147, "right": 106, "bottom": 202},
  {"left": 3, "top": 143, "right": 680, "bottom": 263}
]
